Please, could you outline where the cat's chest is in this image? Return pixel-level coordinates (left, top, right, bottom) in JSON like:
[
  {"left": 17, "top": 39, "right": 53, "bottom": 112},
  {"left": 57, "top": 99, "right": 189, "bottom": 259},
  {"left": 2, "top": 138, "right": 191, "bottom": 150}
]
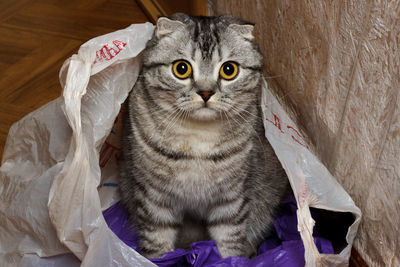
[
  {"left": 172, "top": 159, "right": 231, "bottom": 209},
  {"left": 165, "top": 121, "right": 222, "bottom": 155},
  {"left": 175, "top": 133, "right": 216, "bottom": 154},
  {"left": 165, "top": 124, "right": 231, "bottom": 194}
]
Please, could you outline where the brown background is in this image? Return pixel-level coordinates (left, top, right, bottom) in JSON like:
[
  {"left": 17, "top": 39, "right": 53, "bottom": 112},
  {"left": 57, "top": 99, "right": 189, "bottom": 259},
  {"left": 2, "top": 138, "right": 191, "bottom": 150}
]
[{"left": 209, "top": 1, "right": 399, "bottom": 266}]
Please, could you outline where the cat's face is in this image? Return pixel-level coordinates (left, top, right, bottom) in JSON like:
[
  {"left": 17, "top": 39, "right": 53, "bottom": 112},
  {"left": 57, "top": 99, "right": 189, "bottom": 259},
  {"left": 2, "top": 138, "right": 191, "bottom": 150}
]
[{"left": 141, "top": 14, "right": 263, "bottom": 121}]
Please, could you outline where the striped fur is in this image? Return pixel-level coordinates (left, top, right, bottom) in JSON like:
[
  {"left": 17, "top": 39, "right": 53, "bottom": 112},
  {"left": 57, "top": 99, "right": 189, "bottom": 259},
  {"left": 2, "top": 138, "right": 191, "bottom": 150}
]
[{"left": 119, "top": 14, "right": 289, "bottom": 259}]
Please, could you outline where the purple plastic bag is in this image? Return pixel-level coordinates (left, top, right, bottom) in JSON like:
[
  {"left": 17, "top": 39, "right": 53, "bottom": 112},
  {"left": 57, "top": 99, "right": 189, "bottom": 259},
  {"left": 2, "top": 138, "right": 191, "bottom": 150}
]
[{"left": 103, "top": 195, "right": 333, "bottom": 266}]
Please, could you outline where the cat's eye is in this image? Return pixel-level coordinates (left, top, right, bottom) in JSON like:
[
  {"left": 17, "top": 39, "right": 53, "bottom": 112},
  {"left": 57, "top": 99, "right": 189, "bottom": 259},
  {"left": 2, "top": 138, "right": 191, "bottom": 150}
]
[
  {"left": 172, "top": 60, "right": 192, "bottom": 79},
  {"left": 219, "top": 62, "right": 239, "bottom": 80}
]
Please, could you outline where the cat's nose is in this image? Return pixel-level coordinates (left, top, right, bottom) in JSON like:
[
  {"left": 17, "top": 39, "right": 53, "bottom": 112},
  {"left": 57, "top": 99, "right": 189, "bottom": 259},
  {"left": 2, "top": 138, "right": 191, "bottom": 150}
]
[{"left": 197, "top": 90, "right": 215, "bottom": 102}]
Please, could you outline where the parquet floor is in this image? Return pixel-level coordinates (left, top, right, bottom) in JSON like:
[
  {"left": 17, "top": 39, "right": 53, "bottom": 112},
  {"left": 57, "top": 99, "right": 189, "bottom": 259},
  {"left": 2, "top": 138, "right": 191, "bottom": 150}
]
[{"left": 0, "top": 0, "right": 148, "bottom": 161}]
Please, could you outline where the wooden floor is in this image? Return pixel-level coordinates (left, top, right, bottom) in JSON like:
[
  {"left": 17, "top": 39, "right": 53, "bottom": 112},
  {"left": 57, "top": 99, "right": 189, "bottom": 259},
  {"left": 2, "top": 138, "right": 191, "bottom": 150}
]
[{"left": 0, "top": 0, "right": 148, "bottom": 161}]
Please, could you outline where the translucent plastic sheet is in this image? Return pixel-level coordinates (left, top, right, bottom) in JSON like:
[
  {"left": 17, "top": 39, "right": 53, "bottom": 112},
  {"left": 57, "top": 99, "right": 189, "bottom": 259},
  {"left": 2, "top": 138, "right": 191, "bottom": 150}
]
[{"left": 0, "top": 23, "right": 361, "bottom": 266}]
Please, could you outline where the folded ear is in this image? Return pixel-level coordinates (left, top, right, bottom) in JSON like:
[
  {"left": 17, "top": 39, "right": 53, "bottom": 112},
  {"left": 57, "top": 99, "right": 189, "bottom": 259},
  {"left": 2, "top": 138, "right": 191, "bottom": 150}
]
[
  {"left": 228, "top": 24, "right": 255, "bottom": 41},
  {"left": 156, "top": 17, "right": 185, "bottom": 39}
]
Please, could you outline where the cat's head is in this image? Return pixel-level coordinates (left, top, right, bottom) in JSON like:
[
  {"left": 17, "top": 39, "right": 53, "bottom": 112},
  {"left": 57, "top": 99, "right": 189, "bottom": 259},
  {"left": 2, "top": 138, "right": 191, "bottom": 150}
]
[{"left": 141, "top": 13, "right": 263, "bottom": 121}]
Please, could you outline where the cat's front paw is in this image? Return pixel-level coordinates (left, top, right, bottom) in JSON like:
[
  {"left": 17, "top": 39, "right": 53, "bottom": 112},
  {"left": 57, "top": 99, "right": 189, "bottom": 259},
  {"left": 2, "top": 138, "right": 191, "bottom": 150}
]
[
  {"left": 141, "top": 250, "right": 167, "bottom": 259},
  {"left": 141, "top": 245, "right": 174, "bottom": 259},
  {"left": 217, "top": 242, "right": 255, "bottom": 258},
  {"left": 138, "top": 226, "right": 177, "bottom": 259}
]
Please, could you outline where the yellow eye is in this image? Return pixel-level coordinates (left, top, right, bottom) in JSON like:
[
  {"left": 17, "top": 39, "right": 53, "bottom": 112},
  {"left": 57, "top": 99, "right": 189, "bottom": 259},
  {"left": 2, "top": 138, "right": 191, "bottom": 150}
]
[
  {"left": 172, "top": 60, "right": 192, "bottom": 79},
  {"left": 219, "top": 61, "right": 239, "bottom": 80}
]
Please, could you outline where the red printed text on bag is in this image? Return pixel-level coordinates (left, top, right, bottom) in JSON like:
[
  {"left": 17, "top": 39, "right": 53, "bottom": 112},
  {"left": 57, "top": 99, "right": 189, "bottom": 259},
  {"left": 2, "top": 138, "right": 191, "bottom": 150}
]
[
  {"left": 265, "top": 105, "right": 310, "bottom": 150},
  {"left": 94, "top": 40, "right": 127, "bottom": 64}
]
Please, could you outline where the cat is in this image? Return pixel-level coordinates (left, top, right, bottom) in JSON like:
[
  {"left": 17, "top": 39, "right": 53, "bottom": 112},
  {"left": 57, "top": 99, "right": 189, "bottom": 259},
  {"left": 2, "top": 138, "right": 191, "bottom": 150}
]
[{"left": 119, "top": 13, "right": 289, "bottom": 259}]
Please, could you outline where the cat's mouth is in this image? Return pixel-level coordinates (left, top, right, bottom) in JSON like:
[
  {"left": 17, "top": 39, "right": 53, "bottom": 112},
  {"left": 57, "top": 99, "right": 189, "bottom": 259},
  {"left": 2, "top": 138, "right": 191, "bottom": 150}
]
[
  {"left": 180, "top": 96, "right": 222, "bottom": 121},
  {"left": 191, "top": 106, "right": 219, "bottom": 120},
  {"left": 185, "top": 100, "right": 220, "bottom": 121}
]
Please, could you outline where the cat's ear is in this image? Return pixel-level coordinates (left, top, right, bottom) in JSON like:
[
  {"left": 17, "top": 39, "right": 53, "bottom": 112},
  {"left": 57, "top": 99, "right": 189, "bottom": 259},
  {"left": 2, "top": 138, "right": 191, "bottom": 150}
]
[
  {"left": 228, "top": 24, "right": 255, "bottom": 41},
  {"left": 156, "top": 17, "right": 185, "bottom": 39}
]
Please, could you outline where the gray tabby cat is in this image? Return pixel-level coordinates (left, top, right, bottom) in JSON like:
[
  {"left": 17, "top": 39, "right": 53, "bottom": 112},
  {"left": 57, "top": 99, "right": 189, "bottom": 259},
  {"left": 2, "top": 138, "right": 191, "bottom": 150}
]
[{"left": 119, "top": 13, "right": 289, "bottom": 259}]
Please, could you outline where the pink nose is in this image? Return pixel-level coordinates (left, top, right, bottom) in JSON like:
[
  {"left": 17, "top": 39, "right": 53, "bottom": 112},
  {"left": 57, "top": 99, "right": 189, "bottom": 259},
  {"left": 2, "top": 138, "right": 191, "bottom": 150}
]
[{"left": 197, "top": 90, "right": 215, "bottom": 102}]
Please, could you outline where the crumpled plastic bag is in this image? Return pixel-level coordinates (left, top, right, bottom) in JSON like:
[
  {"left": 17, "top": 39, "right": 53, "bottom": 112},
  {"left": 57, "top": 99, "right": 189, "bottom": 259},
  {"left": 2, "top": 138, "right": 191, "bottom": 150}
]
[{"left": 0, "top": 23, "right": 361, "bottom": 266}]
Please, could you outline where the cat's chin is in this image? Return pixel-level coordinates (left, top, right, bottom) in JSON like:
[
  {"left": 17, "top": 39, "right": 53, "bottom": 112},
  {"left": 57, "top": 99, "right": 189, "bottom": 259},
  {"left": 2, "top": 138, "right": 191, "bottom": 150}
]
[{"left": 190, "top": 107, "right": 220, "bottom": 121}]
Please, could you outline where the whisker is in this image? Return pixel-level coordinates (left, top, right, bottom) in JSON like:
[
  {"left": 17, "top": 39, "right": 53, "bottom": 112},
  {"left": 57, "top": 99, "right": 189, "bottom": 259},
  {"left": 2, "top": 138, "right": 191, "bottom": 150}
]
[
  {"left": 147, "top": 106, "right": 180, "bottom": 141},
  {"left": 220, "top": 103, "right": 265, "bottom": 149},
  {"left": 162, "top": 108, "right": 185, "bottom": 138},
  {"left": 219, "top": 101, "right": 260, "bottom": 120}
]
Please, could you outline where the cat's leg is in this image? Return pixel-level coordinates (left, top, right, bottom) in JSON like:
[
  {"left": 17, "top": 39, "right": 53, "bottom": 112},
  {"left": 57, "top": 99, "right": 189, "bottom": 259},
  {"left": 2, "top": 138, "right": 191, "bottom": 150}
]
[
  {"left": 134, "top": 197, "right": 182, "bottom": 259},
  {"left": 207, "top": 197, "right": 255, "bottom": 258}
]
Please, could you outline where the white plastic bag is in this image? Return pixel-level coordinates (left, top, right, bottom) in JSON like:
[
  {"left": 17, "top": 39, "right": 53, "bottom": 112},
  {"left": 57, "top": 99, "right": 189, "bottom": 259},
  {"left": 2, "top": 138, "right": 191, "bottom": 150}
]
[
  {"left": 0, "top": 23, "right": 360, "bottom": 266},
  {"left": 262, "top": 84, "right": 361, "bottom": 266}
]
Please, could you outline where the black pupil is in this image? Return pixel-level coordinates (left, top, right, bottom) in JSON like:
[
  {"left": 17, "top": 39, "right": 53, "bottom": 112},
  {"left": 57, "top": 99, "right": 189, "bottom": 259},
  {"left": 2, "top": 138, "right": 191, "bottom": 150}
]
[
  {"left": 223, "top": 63, "right": 235, "bottom": 76},
  {"left": 177, "top": 62, "right": 188, "bottom": 75}
]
